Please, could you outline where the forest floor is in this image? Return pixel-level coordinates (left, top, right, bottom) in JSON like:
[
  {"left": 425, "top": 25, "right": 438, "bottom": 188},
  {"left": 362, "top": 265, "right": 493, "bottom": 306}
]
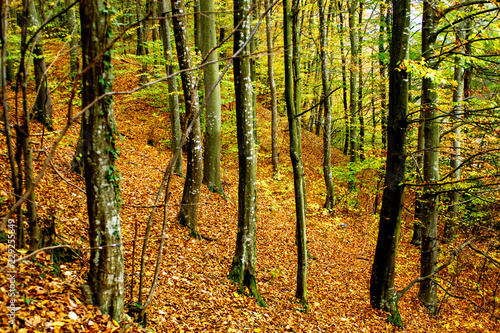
[{"left": 1, "top": 42, "right": 499, "bottom": 332}]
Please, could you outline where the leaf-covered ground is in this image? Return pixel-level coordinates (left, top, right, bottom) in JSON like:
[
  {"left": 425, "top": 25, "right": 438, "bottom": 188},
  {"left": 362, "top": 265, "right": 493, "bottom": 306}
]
[{"left": 1, "top": 43, "right": 499, "bottom": 332}]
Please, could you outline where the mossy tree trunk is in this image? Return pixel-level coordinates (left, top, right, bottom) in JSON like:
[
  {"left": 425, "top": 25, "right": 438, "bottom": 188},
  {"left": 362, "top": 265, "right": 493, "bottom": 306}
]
[
  {"left": 228, "top": 0, "right": 265, "bottom": 307},
  {"left": 80, "top": 0, "right": 124, "bottom": 321}
]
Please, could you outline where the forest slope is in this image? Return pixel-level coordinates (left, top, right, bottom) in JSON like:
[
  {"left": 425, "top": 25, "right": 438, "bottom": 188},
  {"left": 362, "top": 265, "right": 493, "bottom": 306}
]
[{"left": 0, "top": 45, "right": 498, "bottom": 332}]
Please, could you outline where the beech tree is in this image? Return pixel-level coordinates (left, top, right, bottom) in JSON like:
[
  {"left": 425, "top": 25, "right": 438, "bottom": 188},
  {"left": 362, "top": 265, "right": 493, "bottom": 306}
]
[
  {"left": 171, "top": 0, "right": 203, "bottom": 237},
  {"left": 228, "top": 0, "right": 265, "bottom": 306},
  {"left": 370, "top": 0, "right": 410, "bottom": 325},
  {"left": 80, "top": 0, "right": 125, "bottom": 320},
  {"left": 200, "top": 0, "right": 222, "bottom": 192}
]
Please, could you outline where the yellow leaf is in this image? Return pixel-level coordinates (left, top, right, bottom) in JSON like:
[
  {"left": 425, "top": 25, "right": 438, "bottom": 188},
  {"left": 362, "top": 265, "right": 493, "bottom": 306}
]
[{"left": 254, "top": 329, "right": 262, "bottom": 332}]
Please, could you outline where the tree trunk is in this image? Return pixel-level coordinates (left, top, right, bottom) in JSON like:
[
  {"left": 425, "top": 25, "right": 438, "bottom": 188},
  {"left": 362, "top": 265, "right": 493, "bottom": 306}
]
[
  {"left": 379, "top": 0, "right": 389, "bottom": 150},
  {"left": 417, "top": 0, "right": 440, "bottom": 313},
  {"left": 369, "top": 0, "right": 410, "bottom": 326},
  {"left": 80, "top": 0, "right": 124, "bottom": 321},
  {"left": 357, "top": 1, "right": 364, "bottom": 161},
  {"left": 348, "top": 0, "right": 358, "bottom": 164},
  {"left": 284, "top": 0, "right": 308, "bottom": 306},
  {"left": 228, "top": 0, "right": 265, "bottom": 306},
  {"left": 319, "top": 0, "right": 335, "bottom": 212},
  {"left": 171, "top": 0, "right": 203, "bottom": 237},
  {"left": 200, "top": 0, "right": 222, "bottom": 192},
  {"left": 28, "top": 0, "right": 54, "bottom": 129},
  {"left": 158, "top": 0, "right": 183, "bottom": 176},
  {"left": 443, "top": 19, "right": 466, "bottom": 242},
  {"left": 338, "top": 1, "right": 349, "bottom": 155},
  {"left": 265, "top": 0, "right": 279, "bottom": 176},
  {"left": 136, "top": 0, "right": 148, "bottom": 84},
  {"left": 66, "top": 0, "right": 78, "bottom": 78}
]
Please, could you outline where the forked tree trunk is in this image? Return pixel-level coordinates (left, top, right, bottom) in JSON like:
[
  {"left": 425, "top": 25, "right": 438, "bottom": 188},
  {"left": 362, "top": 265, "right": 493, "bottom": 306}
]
[
  {"left": 200, "top": 0, "right": 222, "bottom": 192},
  {"left": 80, "top": 0, "right": 124, "bottom": 321},
  {"left": 171, "top": 0, "right": 203, "bottom": 237},
  {"left": 228, "top": 0, "right": 265, "bottom": 306},
  {"left": 370, "top": 0, "right": 410, "bottom": 326}
]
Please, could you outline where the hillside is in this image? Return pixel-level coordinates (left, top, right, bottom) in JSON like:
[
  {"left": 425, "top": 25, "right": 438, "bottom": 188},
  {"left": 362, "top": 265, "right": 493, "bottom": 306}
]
[{"left": 0, "top": 45, "right": 498, "bottom": 332}]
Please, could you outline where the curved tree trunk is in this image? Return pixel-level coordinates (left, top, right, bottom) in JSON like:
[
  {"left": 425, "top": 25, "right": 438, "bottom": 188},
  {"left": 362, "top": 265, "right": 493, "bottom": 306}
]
[{"left": 171, "top": 0, "right": 203, "bottom": 237}]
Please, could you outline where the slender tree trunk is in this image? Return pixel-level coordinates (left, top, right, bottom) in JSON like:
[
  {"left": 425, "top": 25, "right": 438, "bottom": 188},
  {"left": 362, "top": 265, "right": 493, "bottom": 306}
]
[
  {"left": 370, "top": 0, "right": 410, "bottom": 326},
  {"left": 171, "top": 0, "right": 203, "bottom": 237},
  {"left": 320, "top": 0, "right": 335, "bottom": 211},
  {"left": 28, "top": 0, "right": 54, "bottom": 128},
  {"left": 348, "top": 0, "right": 359, "bottom": 164},
  {"left": 265, "top": 0, "right": 279, "bottom": 176},
  {"left": 1, "top": 0, "right": 25, "bottom": 248},
  {"left": 417, "top": 0, "right": 440, "bottom": 313},
  {"left": 284, "top": 0, "right": 308, "bottom": 306},
  {"left": 158, "top": 0, "right": 183, "bottom": 176},
  {"left": 357, "top": 0, "right": 364, "bottom": 161},
  {"left": 229, "top": 0, "right": 265, "bottom": 306},
  {"left": 136, "top": 0, "right": 148, "bottom": 84},
  {"left": 201, "top": 0, "right": 222, "bottom": 192},
  {"left": 80, "top": 0, "right": 124, "bottom": 321},
  {"left": 66, "top": 0, "right": 78, "bottom": 78},
  {"left": 19, "top": 0, "right": 40, "bottom": 252},
  {"left": 443, "top": 20, "right": 466, "bottom": 242},
  {"left": 339, "top": 1, "right": 349, "bottom": 155},
  {"left": 379, "top": 0, "right": 389, "bottom": 149}
]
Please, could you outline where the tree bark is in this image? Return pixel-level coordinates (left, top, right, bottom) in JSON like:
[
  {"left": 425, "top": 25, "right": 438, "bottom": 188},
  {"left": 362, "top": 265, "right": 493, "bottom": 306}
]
[
  {"left": 27, "top": 0, "right": 54, "bottom": 128},
  {"left": 284, "top": 0, "right": 308, "bottom": 306},
  {"left": 417, "top": 0, "right": 440, "bottom": 313},
  {"left": 370, "top": 0, "right": 410, "bottom": 326},
  {"left": 200, "top": 0, "right": 222, "bottom": 192},
  {"left": 171, "top": 0, "right": 203, "bottom": 237},
  {"left": 80, "top": 0, "right": 124, "bottom": 321},
  {"left": 348, "top": 0, "right": 359, "bottom": 164},
  {"left": 228, "top": 0, "right": 265, "bottom": 306},
  {"left": 158, "top": 0, "right": 183, "bottom": 176},
  {"left": 66, "top": 0, "right": 78, "bottom": 78},
  {"left": 319, "top": 0, "right": 335, "bottom": 212},
  {"left": 265, "top": 0, "right": 279, "bottom": 176}
]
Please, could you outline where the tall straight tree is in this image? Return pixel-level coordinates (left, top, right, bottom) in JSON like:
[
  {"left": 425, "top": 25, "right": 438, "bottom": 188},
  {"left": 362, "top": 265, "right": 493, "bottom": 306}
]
[
  {"left": 417, "top": 0, "right": 440, "bottom": 313},
  {"left": 80, "top": 0, "right": 124, "bottom": 321},
  {"left": 370, "top": 0, "right": 410, "bottom": 324},
  {"left": 319, "top": 0, "right": 335, "bottom": 211},
  {"left": 348, "top": 0, "right": 359, "bottom": 164},
  {"left": 338, "top": 0, "right": 349, "bottom": 155},
  {"left": 65, "top": 0, "right": 78, "bottom": 78},
  {"left": 264, "top": 0, "right": 279, "bottom": 176},
  {"left": 228, "top": 0, "right": 265, "bottom": 306},
  {"left": 158, "top": 0, "right": 183, "bottom": 175},
  {"left": 171, "top": 0, "right": 203, "bottom": 237},
  {"left": 284, "top": 0, "right": 308, "bottom": 306},
  {"left": 200, "top": 0, "right": 222, "bottom": 192}
]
